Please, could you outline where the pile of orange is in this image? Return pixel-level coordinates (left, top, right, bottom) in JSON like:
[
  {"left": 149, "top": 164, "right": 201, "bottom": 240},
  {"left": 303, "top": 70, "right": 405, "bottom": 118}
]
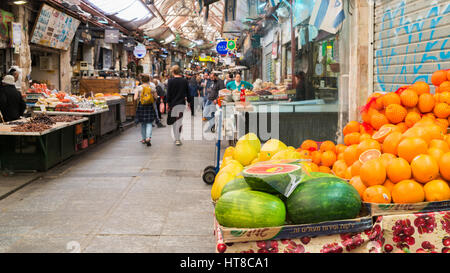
[{"left": 297, "top": 69, "right": 450, "bottom": 204}]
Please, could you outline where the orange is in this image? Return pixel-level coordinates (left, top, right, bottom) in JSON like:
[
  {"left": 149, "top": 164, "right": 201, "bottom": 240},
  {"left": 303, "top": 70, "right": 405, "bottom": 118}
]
[
  {"left": 357, "top": 139, "right": 382, "bottom": 158},
  {"left": 407, "top": 107, "right": 421, "bottom": 113},
  {"left": 360, "top": 159, "right": 386, "bottom": 187},
  {"left": 343, "top": 121, "right": 360, "bottom": 136},
  {"left": 385, "top": 104, "right": 407, "bottom": 124},
  {"left": 438, "top": 152, "right": 450, "bottom": 181},
  {"left": 344, "top": 132, "right": 361, "bottom": 146},
  {"left": 428, "top": 147, "right": 445, "bottom": 162},
  {"left": 321, "top": 151, "right": 337, "bottom": 167},
  {"left": 351, "top": 160, "right": 362, "bottom": 176},
  {"left": 336, "top": 144, "right": 347, "bottom": 155},
  {"left": 359, "top": 133, "right": 372, "bottom": 142},
  {"left": 431, "top": 70, "right": 447, "bottom": 87},
  {"left": 435, "top": 118, "right": 449, "bottom": 133},
  {"left": 345, "top": 166, "right": 353, "bottom": 180},
  {"left": 311, "top": 151, "right": 322, "bottom": 165},
  {"left": 383, "top": 92, "right": 401, "bottom": 107},
  {"left": 429, "top": 139, "right": 450, "bottom": 152},
  {"left": 360, "top": 124, "right": 375, "bottom": 136},
  {"left": 434, "top": 103, "right": 450, "bottom": 119},
  {"left": 320, "top": 141, "right": 336, "bottom": 153},
  {"left": 440, "top": 81, "right": 450, "bottom": 93},
  {"left": 359, "top": 149, "right": 381, "bottom": 164},
  {"left": 363, "top": 185, "right": 392, "bottom": 203},
  {"left": 387, "top": 157, "right": 412, "bottom": 183},
  {"left": 372, "top": 126, "right": 393, "bottom": 143},
  {"left": 397, "top": 137, "right": 428, "bottom": 163},
  {"left": 418, "top": 93, "right": 436, "bottom": 113},
  {"left": 349, "top": 176, "right": 367, "bottom": 198},
  {"left": 410, "top": 154, "right": 439, "bottom": 183},
  {"left": 370, "top": 112, "right": 389, "bottom": 130},
  {"left": 319, "top": 166, "right": 331, "bottom": 174},
  {"left": 408, "top": 123, "right": 445, "bottom": 143},
  {"left": 309, "top": 162, "right": 319, "bottom": 172},
  {"left": 412, "top": 81, "right": 430, "bottom": 95},
  {"left": 374, "top": 96, "right": 385, "bottom": 110},
  {"left": 400, "top": 89, "right": 419, "bottom": 107},
  {"left": 383, "top": 179, "right": 396, "bottom": 193},
  {"left": 396, "top": 122, "right": 408, "bottom": 133},
  {"left": 423, "top": 180, "right": 450, "bottom": 202},
  {"left": 380, "top": 153, "right": 397, "bottom": 168},
  {"left": 448, "top": 70, "right": 450, "bottom": 81},
  {"left": 332, "top": 160, "right": 348, "bottom": 178},
  {"left": 297, "top": 150, "right": 312, "bottom": 159},
  {"left": 301, "top": 140, "right": 318, "bottom": 151},
  {"left": 439, "top": 92, "right": 450, "bottom": 104},
  {"left": 445, "top": 134, "right": 450, "bottom": 147},
  {"left": 383, "top": 131, "right": 403, "bottom": 155},
  {"left": 392, "top": 180, "right": 425, "bottom": 203},
  {"left": 362, "top": 108, "right": 379, "bottom": 124},
  {"left": 337, "top": 152, "right": 345, "bottom": 161},
  {"left": 435, "top": 93, "right": 441, "bottom": 103},
  {"left": 343, "top": 144, "right": 359, "bottom": 166},
  {"left": 404, "top": 112, "right": 422, "bottom": 128}
]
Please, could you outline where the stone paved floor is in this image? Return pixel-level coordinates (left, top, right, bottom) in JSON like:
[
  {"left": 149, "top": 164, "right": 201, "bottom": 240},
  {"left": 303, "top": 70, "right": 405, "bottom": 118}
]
[{"left": 0, "top": 112, "right": 220, "bottom": 253}]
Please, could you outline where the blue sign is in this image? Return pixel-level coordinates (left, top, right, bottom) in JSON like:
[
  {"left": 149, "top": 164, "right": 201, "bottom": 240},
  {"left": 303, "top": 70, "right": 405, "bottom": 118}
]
[{"left": 216, "top": 41, "right": 228, "bottom": 55}]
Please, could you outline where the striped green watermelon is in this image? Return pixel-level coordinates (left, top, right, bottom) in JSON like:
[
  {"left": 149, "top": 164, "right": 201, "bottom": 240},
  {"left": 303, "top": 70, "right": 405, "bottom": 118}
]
[
  {"left": 215, "top": 190, "right": 286, "bottom": 228},
  {"left": 302, "top": 172, "right": 336, "bottom": 182},
  {"left": 286, "top": 177, "right": 362, "bottom": 224},
  {"left": 221, "top": 177, "right": 251, "bottom": 196}
]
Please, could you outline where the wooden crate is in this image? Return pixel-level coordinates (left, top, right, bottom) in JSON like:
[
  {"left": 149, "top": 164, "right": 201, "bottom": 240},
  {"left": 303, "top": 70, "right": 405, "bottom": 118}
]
[{"left": 79, "top": 78, "right": 120, "bottom": 95}]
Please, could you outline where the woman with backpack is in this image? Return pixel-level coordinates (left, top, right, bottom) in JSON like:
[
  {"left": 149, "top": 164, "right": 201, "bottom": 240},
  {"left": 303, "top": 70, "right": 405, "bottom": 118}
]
[{"left": 134, "top": 74, "right": 158, "bottom": 146}]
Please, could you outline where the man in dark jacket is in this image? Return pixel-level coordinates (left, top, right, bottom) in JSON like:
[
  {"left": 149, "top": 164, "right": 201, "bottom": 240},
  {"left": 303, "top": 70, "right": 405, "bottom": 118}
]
[
  {"left": 0, "top": 75, "right": 26, "bottom": 122},
  {"left": 203, "top": 72, "right": 225, "bottom": 132},
  {"left": 188, "top": 75, "right": 199, "bottom": 116}
]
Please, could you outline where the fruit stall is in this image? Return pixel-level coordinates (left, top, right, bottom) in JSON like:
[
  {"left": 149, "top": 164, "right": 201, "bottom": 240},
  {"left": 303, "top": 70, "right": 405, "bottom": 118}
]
[
  {"left": 211, "top": 69, "right": 450, "bottom": 253},
  {"left": 0, "top": 115, "right": 88, "bottom": 172}
]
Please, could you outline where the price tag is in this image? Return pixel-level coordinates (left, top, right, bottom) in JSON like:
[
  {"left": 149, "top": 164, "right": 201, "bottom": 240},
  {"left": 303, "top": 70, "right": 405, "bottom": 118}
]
[{"left": 40, "top": 105, "right": 46, "bottom": 113}]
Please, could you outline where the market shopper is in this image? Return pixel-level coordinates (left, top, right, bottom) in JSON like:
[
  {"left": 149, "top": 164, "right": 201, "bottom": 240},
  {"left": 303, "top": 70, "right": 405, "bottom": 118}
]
[
  {"left": 167, "top": 65, "right": 189, "bottom": 146},
  {"left": 203, "top": 72, "right": 225, "bottom": 132},
  {"left": 188, "top": 74, "right": 199, "bottom": 116},
  {"left": 153, "top": 79, "right": 166, "bottom": 128},
  {"left": 200, "top": 72, "right": 212, "bottom": 111},
  {"left": 226, "top": 73, "right": 253, "bottom": 91},
  {"left": 294, "top": 71, "right": 315, "bottom": 101},
  {"left": 0, "top": 75, "right": 26, "bottom": 122},
  {"left": 134, "top": 74, "right": 158, "bottom": 146},
  {"left": 8, "top": 66, "right": 22, "bottom": 93}
]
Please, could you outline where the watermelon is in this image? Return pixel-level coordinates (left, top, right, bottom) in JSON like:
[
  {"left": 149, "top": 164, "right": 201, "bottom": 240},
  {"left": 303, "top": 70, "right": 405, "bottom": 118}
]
[
  {"left": 302, "top": 172, "right": 336, "bottom": 182},
  {"left": 221, "top": 177, "right": 251, "bottom": 196},
  {"left": 215, "top": 190, "right": 286, "bottom": 228},
  {"left": 242, "top": 163, "right": 304, "bottom": 196},
  {"left": 286, "top": 177, "right": 362, "bottom": 224}
]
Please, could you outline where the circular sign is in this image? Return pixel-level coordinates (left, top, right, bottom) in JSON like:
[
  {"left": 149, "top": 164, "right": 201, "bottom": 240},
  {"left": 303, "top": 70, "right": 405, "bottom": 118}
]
[
  {"left": 133, "top": 44, "right": 147, "bottom": 59},
  {"left": 216, "top": 41, "right": 228, "bottom": 55},
  {"left": 227, "top": 40, "right": 236, "bottom": 51}
]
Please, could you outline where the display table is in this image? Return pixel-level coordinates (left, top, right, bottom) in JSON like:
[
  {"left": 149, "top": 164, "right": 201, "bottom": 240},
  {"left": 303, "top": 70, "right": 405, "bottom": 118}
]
[
  {"left": 222, "top": 100, "right": 339, "bottom": 146},
  {"left": 215, "top": 211, "right": 450, "bottom": 253},
  {"left": 0, "top": 118, "right": 88, "bottom": 171}
]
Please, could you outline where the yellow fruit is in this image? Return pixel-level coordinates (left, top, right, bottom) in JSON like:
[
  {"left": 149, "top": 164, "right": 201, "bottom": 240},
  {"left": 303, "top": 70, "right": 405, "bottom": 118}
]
[
  {"left": 223, "top": 147, "right": 235, "bottom": 158},
  {"left": 259, "top": 139, "right": 288, "bottom": 162},
  {"left": 423, "top": 180, "right": 450, "bottom": 202},
  {"left": 271, "top": 149, "right": 300, "bottom": 160},
  {"left": 211, "top": 172, "right": 236, "bottom": 201},
  {"left": 233, "top": 140, "right": 258, "bottom": 166},
  {"left": 218, "top": 160, "right": 243, "bottom": 177},
  {"left": 238, "top": 133, "right": 261, "bottom": 153}
]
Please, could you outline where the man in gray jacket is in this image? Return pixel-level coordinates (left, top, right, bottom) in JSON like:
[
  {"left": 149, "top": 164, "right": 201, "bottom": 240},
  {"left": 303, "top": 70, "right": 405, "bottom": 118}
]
[{"left": 203, "top": 72, "right": 225, "bottom": 132}]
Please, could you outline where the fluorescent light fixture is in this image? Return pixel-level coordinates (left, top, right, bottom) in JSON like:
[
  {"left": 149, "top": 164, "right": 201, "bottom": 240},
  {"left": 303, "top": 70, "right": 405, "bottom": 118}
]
[{"left": 13, "top": 0, "right": 27, "bottom": 4}]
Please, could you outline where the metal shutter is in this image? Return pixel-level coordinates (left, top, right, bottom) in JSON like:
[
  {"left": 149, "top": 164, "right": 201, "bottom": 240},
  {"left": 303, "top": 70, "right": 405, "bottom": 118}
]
[{"left": 373, "top": 0, "right": 450, "bottom": 93}]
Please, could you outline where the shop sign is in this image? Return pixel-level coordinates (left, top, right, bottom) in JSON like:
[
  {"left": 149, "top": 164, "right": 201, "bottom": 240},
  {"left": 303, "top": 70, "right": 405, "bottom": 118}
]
[
  {"left": 0, "top": 9, "right": 14, "bottom": 42},
  {"left": 133, "top": 43, "right": 147, "bottom": 59},
  {"left": 226, "top": 39, "right": 236, "bottom": 51},
  {"left": 199, "top": 56, "right": 215, "bottom": 62},
  {"left": 216, "top": 41, "right": 228, "bottom": 55},
  {"left": 12, "top": 22, "right": 21, "bottom": 47},
  {"left": 123, "top": 38, "right": 135, "bottom": 51},
  {"left": 105, "top": 29, "right": 119, "bottom": 44},
  {"left": 30, "top": 4, "right": 80, "bottom": 50}
]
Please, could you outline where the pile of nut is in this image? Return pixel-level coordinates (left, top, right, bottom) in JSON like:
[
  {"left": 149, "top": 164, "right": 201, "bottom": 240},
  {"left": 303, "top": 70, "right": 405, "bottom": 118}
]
[
  {"left": 50, "top": 116, "right": 83, "bottom": 123},
  {"left": 12, "top": 123, "right": 52, "bottom": 132}
]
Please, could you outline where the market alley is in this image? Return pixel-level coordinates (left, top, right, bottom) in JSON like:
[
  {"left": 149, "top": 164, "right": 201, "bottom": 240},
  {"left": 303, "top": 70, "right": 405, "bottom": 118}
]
[{"left": 0, "top": 115, "right": 216, "bottom": 253}]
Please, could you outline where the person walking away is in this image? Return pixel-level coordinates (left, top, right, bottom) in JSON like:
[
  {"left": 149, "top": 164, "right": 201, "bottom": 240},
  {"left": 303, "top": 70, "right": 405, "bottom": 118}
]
[
  {"left": 134, "top": 74, "right": 158, "bottom": 146},
  {"left": 0, "top": 75, "right": 26, "bottom": 122},
  {"left": 167, "top": 65, "right": 189, "bottom": 146},
  {"left": 226, "top": 73, "right": 253, "bottom": 91},
  {"left": 188, "top": 75, "right": 199, "bottom": 116},
  {"left": 203, "top": 72, "right": 225, "bottom": 132},
  {"left": 153, "top": 79, "right": 166, "bottom": 128},
  {"left": 200, "top": 72, "right": 212, "bottom": 111}
]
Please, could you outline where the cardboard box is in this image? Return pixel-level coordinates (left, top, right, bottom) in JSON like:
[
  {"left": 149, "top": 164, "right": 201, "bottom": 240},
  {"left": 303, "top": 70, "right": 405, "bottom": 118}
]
[
  {"left": 364, "top": 200, "right": 450, "bottom": 216},
  {"left": 216, "top": 212, "right": 373, "bottom": 244}
]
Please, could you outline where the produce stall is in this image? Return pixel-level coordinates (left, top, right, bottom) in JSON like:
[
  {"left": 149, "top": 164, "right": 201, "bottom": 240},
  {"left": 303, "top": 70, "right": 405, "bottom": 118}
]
[
  {"left": 0, "top": 115, "right": 88, "bottom": 172},
  {"left": 210, "top": 69, "right": 450, "bottom": 253}
]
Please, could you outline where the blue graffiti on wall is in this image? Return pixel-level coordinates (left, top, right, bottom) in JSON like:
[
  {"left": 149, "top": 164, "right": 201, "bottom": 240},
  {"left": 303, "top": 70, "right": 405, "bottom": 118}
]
[{"left": 376, "top": 1, "right": 450, "bottom": 92}]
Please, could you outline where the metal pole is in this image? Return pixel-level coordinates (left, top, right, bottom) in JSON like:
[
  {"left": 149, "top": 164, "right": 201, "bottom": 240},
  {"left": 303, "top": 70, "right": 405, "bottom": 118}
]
[{"left": 290, "top": 0, "right": 296, "bottom": 89}]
